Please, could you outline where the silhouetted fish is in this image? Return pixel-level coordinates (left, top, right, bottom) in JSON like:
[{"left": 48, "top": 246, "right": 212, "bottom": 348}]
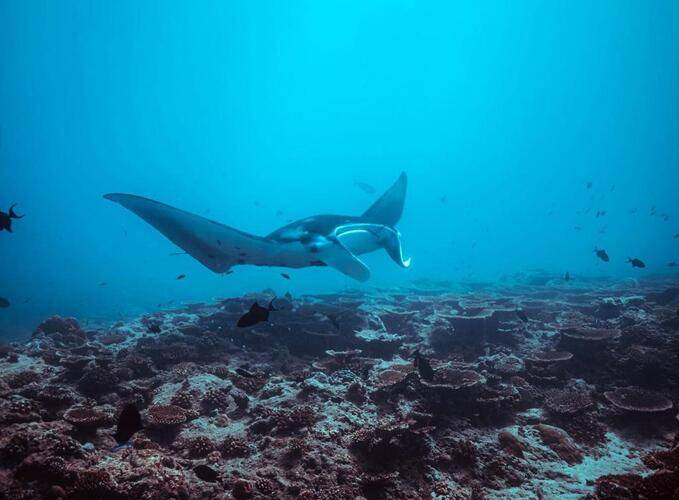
[
  {"left": 281, "top": 273, "right": 291, "bottom": 280},
  {"left": 413, "top": 350, "right": 434, "bottom": 381},
  {"left": 0, "top": 297, "right": 9, "bottom": 308},
  {"left": 237, "top": 299, "right": 276, "bottom": 327},
  {"left": 0, "top": 204, "right": 23, "bottom": 232},
  {"left": 627, "top": 257, "right": 646, "bottom": 268},
  {"left": 515, "top": 309, "right": 529, "bottom": 323},
  {"left": 176, "top": 274, "right": 186, "bottom": 280},
  {"left": 194, "top": 464, "right": 219, "bottom": 482},
  {"left": 594, "top": 248, "right": 610, "bottom": 262},
  {"left": 353, "top": 180, "right": 376, "bottom": 194},
  {"left": 147, "top": 321, "right": 161, "bottom": 333},
  {"left": 564, "top": 272, "right": 570, "bottom": 282},
  {"left": 99, "top": 282, "right": 108, "bottom": 287},
  {"left": 668, "top": 261, "right": 677, "bottom": 268},
  {"left": 586, "top": 181, "right": 592, "bottom": 189},
  {"left": 674, "top": 233, "right": 679, "bottom": 239},
  {"left": 113, "top": 403, "right": 143, "bottom": 446}
]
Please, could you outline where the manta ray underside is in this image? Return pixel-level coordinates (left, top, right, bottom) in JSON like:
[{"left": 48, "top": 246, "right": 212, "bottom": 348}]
[{"left": 104, "top": 172, "right": 411, "bottom": 282}]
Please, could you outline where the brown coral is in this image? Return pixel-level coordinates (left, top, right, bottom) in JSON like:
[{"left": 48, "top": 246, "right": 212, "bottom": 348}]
[
  {"left": 147, "top": 404, "right": 187, "bottom": 426},
  {"left": 604, "top": 387, "right": 673, "bottom": 413}
]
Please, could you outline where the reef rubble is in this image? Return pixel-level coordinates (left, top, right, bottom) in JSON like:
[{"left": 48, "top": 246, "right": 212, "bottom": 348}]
[{"left": 1, "top": 275, "right": 679, "bottom": 499}]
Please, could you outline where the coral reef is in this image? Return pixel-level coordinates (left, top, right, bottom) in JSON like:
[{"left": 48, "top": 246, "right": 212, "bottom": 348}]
[{"left": 1, "top": 276, "right": 678, "bottom": 498}]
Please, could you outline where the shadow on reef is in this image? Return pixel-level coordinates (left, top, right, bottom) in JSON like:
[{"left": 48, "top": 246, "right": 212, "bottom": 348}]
[{"left": 1, "top": 275, "right": 679, "bottom": 499}]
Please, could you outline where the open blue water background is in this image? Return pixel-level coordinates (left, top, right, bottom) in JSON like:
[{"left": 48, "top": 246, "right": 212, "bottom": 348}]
[{"left": 1, "top": 1, "right": 677, "bottom": 339}]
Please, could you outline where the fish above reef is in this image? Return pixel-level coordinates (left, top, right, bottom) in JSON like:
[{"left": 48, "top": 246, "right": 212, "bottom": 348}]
[
  {"left": 237, "top": 299, "right": 276, "bottom": 327},
  {"left": 413, "top": 350, "right": 434, "bottom": 381},
  {"left": 668, "top": 261, "right": 678, "bottom": 268},
  {"left": 594, "top": 248, "right": 610, "bottom": 262},
  {"left": 280, "top": 273, "right": 291, "bottom": 280},
  {"left": 0, "top": 204, "right": 24, "bottom": 232},
  {"left": 627, "top": 257, "right": 646, "bottom": 268},
  {"left": 353, "top": 180, "right": 376, "bottom": 194},
  {"left": 193, "top": 464, "right": 219, "bottom": 482},
  {"left": 113, "top": 403, "right": 143, "bottom": 446},
  {"left": 104, "top": 172, "right": 411, "bottom": 282},
  {"left": 564, "top": 272, "right": 571, "bottom": 282},
  {"left": 0, "top": 297, "right": 9, "bottom": 308},
  {"left": 176, "top": 274, "right": 186, "bottom": 280}
]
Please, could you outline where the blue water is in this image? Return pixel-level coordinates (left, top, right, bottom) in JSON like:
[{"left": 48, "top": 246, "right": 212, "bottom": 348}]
[{"left": 1, "top": 2, "right": 678, "bottom": 339}]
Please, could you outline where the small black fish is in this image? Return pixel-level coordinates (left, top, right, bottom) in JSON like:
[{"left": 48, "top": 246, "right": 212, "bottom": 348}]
[
  {"left": 668, "top": 261, "right": 677, "bottom": 268},
  {"left": 574, "top": 226, "right": 583, "bottom": 231},
  {"left": 113, "top": 403, "right": 143, "bottom": 446},
  {"left": 194, "top": 464, "right": 219, "bottom": 482},
  {"left": 413, "top": 350, "right": 434, "bottom": 381},
  {"left": 0, "top": 297, "right": 10, "bottom": 308},
  {"left": 147, "top": 321, "right": 161, "bottom": 334},
  {"left": 237, "top": 299, "right": 276, "bottom": 327},
  {"left": 674, "top": 233, "right": 679, "bottom": 239},
  {"left": 0, "top": 204, "right": 24, "bottom": 232},
  {"left": 564, "top": 272, "right": 570, "bottom": 282},
  {"left": 176, "top": 274, "right": 186, "bottom": 280},
  {"left": 515, "top": 309, "right": 529, "bottom": 323},
  {"left": 99, "top": 282, "right": 108, "bottom": 287},
  {"left": 353, "top": 180, "right": 376, "bottom": 194},
  {"left": 594, "top": 248, "right": 610, "bottom": 262},
  {"left": 628, "top": 257, "right": 646, "bottom": 268},
  {"left": 586, "top": 181, "right": 592, "bottom": 189},
  {"left": 281, "top": 273, "right": 291, "bottom": 280}
]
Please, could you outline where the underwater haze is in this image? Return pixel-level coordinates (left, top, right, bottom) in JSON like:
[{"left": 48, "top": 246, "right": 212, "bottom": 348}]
[{"left": 1, "top": 1, "right": 678, "bottom": 340}]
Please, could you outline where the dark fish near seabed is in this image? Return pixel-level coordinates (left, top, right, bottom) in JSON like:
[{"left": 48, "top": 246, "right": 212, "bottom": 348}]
[
  {"left": 0, "top": 297, "right": 10, "bottom": 308},
  {"left": 0, "top": 204, "right": 24, "bottom": 232},
  {"left": 147, "top": 321, "right": 161, "bottom": 333},
  {"left": 194, "top": 464, "right": 219, "bottom": 482},
  {"left": 627, "top": 257, "right": 646, "bottom": 268},
  {"left": 515, "top": 309, "right": 529, "bottom": 323},
  {"left": 594, "top": 248, "right": 610, "bottom": 262},
  {"left": 176, "top": 274, "right": 186, "bottom": 280},
  {"left": 564, "top": 272, "right": 570, "bottom": 282},
  {"left": 281, "top": 273, "right": 291, "bottom": 280},
  {"left": 113, "top": 403, "right": 143, "bottom": 446},
  {"left": 237, "top": 299, "right": 276, "bottom": 327},
  {"left": 413, "top": 350, "right": 435, "bottom": 381},
  {"left": 353, "top": 180, "right": 376, "bottom": 194},
  {"left": 668, "top": 261, "right": 677, "bottom": 268}
]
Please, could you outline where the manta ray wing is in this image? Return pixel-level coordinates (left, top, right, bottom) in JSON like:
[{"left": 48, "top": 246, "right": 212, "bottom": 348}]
[{"left": 104, "top": 193, "right": 278, "bottom": 273}]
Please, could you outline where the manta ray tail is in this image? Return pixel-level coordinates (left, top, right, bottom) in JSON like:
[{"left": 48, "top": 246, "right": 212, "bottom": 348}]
[{"left": 361, "top": 172, "right": 407, "bottom": 226}]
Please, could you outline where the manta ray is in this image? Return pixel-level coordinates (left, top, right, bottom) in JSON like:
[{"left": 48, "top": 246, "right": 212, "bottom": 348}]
[{"left": 104, "top": 172, "right": 411, "bottom": 282}]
